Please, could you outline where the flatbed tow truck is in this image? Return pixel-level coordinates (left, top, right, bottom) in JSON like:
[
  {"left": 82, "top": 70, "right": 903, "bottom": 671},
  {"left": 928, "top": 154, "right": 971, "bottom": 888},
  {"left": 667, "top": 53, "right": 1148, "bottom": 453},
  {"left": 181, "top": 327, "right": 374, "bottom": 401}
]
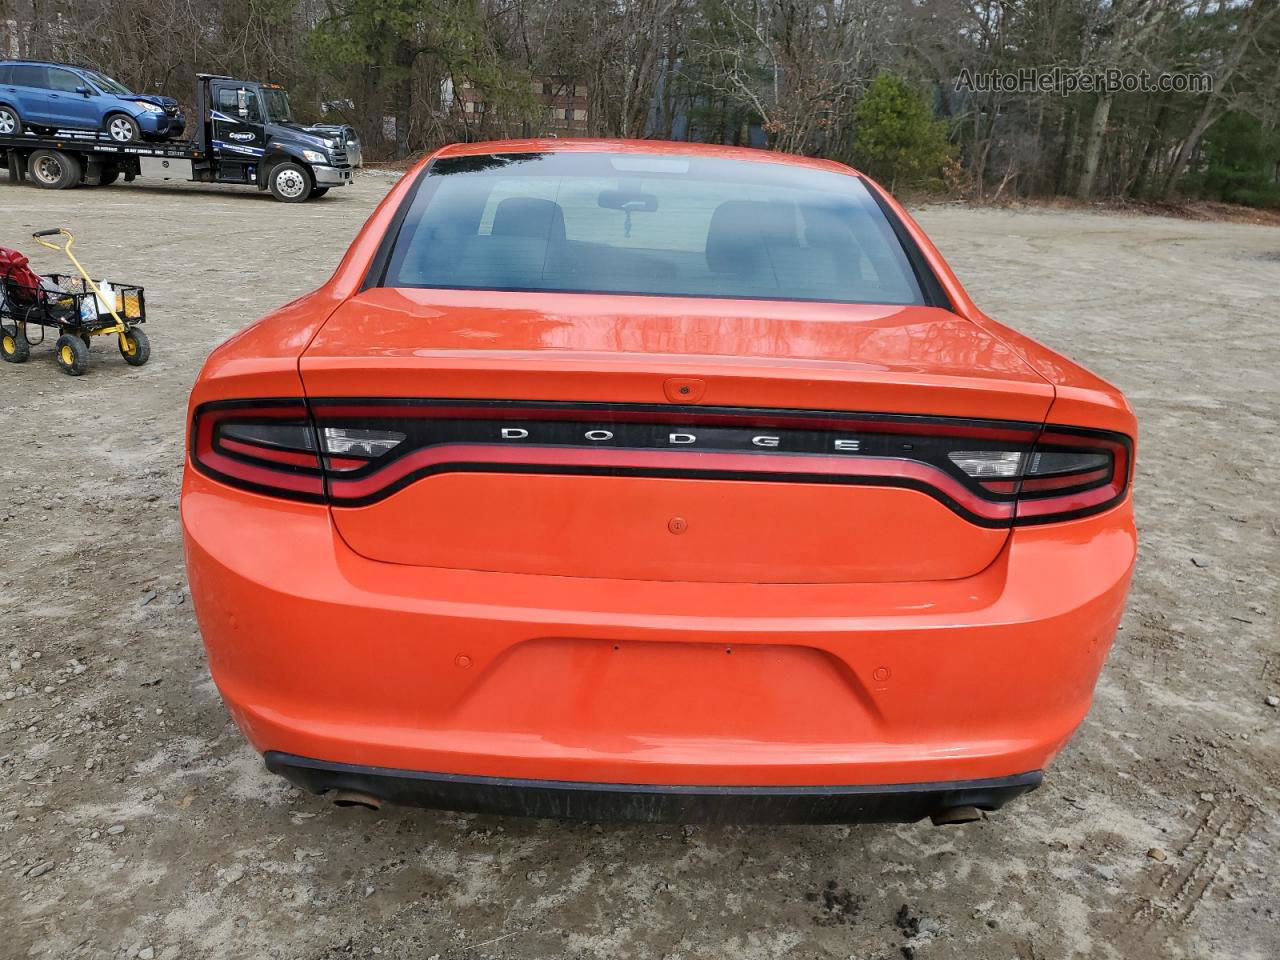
[{"left": 1, "top": 74, "right": 360, "bottom": 202}]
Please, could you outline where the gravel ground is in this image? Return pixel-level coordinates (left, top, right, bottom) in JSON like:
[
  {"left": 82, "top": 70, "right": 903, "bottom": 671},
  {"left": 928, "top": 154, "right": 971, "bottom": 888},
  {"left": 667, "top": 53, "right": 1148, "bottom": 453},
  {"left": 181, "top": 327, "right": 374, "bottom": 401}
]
[{"left": 1, "top": 174, "right": 1277, "bottom": 960}]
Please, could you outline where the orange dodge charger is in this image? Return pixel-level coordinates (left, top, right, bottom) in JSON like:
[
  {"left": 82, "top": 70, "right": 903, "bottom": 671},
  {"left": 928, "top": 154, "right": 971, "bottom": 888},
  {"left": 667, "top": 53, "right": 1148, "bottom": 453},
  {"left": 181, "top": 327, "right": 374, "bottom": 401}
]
[{"left": 182, "top": 140, "right": 1136, "bottom": 824}]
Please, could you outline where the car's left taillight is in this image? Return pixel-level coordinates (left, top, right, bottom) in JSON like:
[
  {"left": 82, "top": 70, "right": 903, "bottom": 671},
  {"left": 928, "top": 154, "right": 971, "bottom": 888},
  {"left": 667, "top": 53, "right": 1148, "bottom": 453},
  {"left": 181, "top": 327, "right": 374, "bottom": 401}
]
[
  {"left": 190, "top": 400, "right": 327, "bottom": 502},
  {"left": 190, "top": 400, "right": 407, "bottom": 502}
]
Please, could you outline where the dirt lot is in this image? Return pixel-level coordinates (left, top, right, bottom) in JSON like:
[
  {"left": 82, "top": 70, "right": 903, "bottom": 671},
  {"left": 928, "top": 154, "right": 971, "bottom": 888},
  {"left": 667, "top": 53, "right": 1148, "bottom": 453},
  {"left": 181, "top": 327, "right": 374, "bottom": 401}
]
[{"left": 1, "top": 174, "right": 1277, "bottom": 960}]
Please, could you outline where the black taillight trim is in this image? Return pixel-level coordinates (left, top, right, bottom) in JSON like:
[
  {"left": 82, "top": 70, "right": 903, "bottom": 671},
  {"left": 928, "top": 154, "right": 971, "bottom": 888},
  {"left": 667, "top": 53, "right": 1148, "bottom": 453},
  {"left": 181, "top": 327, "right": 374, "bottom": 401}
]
[{"left": 190, "top": 398, "right": 1132, "bottom": 526}]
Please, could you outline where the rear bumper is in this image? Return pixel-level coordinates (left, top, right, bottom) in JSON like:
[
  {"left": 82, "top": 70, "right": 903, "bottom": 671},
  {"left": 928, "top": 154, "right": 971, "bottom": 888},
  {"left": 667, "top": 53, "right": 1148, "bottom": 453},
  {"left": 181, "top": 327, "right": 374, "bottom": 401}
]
[
  {"left": 182, "top": 469, "right": 1135, "bottom": 808},
  {"left": 267, "top": 752, "right": 1042, "bottom": 824}
]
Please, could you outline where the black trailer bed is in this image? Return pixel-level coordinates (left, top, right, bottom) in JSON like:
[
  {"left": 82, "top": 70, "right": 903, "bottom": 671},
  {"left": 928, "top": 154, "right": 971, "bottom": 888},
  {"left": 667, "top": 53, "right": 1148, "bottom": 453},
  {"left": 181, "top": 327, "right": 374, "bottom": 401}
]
[{"left": 0, "top": 128, "right": 206, "bottom": 167}]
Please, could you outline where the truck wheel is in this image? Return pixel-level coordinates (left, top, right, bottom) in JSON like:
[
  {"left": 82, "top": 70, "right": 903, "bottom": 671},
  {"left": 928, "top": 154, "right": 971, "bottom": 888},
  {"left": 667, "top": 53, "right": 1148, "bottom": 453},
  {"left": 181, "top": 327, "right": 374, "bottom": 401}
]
[
  {"left": 54, "top": 334, "right": 90, "bottom": 376},
  {"left": 1, "top": 325, "right": 30, "bottom": 364},
  {"left": 28, "top": 149, "right": 82, "bottom": 189},
  {"left": 106, "top": 114, "right": 141, "bottom": 143},
  {"left": 118, "top": 327, "right": 150, "bottom": 366},
  {"left": 269, "top": 162, "right": 312, "bottom": 202},
  {"left": 308, "top": 186, "right": 329, "bottom": 199},
  {"left": 98, "top": 166, "right": 120, "bottom": 186},
  {"left": 0, "top": 104, "right": 21, "bottom": 136}
]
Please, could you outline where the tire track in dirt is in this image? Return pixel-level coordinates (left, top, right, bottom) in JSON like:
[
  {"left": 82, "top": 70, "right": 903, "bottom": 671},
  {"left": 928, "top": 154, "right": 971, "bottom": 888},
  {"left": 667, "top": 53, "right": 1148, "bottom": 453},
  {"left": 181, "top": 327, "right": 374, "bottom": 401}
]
[{"left": 1109, "top": 798, "right": 1258, "bottom": 954}]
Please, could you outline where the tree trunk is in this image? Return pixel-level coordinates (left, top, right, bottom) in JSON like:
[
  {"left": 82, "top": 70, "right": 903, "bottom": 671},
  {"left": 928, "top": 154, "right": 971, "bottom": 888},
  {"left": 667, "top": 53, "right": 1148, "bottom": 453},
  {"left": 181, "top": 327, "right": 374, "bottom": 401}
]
[
  {"left": 1058, "top": 106, "right": 1081, "bottom": 194},
  {"left": 1076, "top": 94, "right": 1113, "bottom": 199},
  {"left": 394, "top": 42, "right": 415, "bottom": 160},
  {"left": 1161, "top": 100, "right": 1221, "bottom": 200},
  {"left": 1131, "top": 99, "right": 1170, "bottom": 198},
  {"left": 1030, "top": 98, "right": 1047, "bottom": 195},
  {"left": 27, "top": 0, "right": 48, "bottom": 58}
]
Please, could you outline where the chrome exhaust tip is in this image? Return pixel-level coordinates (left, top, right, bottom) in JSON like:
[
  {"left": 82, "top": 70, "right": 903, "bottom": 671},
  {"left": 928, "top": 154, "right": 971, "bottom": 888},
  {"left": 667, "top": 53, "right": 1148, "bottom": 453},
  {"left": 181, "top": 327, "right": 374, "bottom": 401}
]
[
  {"left": 329, "top": 789, "right": 383, "bottom": 811},
  {"left": 930, "top": 805, "right": 983, "bottom": 826}
]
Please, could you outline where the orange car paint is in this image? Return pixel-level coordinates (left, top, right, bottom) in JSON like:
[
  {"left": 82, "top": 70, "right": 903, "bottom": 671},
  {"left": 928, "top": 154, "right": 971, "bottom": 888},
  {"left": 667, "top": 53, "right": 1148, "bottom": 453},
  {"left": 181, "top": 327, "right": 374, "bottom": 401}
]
[
  {"left": 182, "top": 140, "right": 1136, "bottom": 808},
  {"left": 184, "top": 473, "right": 1133, "bottom": 787}
]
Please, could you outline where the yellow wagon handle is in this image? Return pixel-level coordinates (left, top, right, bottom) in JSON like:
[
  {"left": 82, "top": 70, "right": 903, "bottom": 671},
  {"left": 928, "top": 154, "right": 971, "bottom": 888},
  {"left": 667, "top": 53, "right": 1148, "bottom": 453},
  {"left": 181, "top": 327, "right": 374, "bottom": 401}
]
[{"left": 31, "top": 228, "right": 128, "bottom": 339}]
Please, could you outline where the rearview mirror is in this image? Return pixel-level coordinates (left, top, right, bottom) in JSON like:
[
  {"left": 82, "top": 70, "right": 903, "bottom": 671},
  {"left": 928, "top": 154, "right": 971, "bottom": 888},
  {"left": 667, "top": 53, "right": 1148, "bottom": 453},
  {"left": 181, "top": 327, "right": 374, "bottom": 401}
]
[
  {"left": 598, "top": 189, "right": 658, "bottom": 213},
  {"left": 75, "top": 86, "right": 91, "bottom": 96}
]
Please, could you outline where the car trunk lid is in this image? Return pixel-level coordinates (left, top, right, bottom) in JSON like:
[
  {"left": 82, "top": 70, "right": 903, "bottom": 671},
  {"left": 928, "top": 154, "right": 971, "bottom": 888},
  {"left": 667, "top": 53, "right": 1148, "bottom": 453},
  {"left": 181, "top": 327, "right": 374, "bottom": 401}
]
[{"left": 300, "top": 289, "right": 1053, "bottom": 583}]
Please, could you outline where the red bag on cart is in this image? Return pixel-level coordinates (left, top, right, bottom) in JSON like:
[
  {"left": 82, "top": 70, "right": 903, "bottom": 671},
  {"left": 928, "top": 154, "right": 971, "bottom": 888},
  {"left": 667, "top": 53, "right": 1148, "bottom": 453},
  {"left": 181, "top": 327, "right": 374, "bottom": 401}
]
[{"left": 0, "top": 247, "right": 46, "bottom": 304}]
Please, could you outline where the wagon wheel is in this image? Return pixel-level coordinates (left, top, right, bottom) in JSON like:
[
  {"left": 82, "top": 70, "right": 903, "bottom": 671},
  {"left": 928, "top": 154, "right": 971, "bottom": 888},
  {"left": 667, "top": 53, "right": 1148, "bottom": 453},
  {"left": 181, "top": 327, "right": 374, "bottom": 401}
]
[
  {"left": 118, "top": 327, "right": 150, "bottom": 366},
  {"left": 54, "top": 334, "right": 90, "bottom": 376},
  {"left": 1, "top": 323, "right": 30, "bottom": 363}
]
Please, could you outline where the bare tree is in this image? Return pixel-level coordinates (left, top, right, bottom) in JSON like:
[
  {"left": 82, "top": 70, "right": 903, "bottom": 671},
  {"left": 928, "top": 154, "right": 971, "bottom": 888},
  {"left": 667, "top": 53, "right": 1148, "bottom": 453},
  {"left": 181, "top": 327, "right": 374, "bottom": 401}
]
[
  {"left": 1159, "top": 0, "right": 1280, "bottom": 197},
  {"left": 2, "top": 0, "right": 1275, "bottom": 197}
]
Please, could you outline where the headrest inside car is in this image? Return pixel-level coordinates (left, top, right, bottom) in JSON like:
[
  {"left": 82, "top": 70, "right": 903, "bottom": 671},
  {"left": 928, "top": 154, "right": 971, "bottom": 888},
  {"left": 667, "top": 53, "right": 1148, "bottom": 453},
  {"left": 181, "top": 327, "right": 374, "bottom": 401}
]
[
  {"left": 705, "top": 201, "right": 799, "bottom": 275},
  {"left": 491, "top": 197, "right": 566, "bottom": 242}
]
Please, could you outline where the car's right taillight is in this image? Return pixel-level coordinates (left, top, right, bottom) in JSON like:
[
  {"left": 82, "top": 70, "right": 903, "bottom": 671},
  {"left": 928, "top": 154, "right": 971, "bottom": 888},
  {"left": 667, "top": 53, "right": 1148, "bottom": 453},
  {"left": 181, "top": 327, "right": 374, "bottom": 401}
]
[
  {"left": 949, "top": 426, "right": 1131, "bottom": 525},
  {"left": 1012, "top": 427, "right": 1131, "bottom": 524}
]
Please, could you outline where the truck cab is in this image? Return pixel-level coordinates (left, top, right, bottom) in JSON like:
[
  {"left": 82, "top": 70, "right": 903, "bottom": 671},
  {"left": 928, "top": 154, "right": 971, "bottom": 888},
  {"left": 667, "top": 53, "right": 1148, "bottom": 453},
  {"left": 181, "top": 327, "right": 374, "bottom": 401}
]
[{"left": 197, "top": 74, "right": 361, "bottom": 201}]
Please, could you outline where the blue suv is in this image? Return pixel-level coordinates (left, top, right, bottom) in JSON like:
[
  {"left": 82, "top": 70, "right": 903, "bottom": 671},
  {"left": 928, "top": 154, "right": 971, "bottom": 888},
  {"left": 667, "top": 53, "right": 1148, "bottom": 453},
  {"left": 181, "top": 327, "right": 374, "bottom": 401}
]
[{"left": 0, "top": 61, "right": 184, "bottom": 142}]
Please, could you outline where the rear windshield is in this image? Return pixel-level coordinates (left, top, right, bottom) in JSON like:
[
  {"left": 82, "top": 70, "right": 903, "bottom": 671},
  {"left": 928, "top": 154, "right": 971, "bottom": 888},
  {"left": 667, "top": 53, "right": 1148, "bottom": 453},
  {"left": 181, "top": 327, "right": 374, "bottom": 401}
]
[{"left": 379, "top": 152, "right": 928, "bottom": 305}]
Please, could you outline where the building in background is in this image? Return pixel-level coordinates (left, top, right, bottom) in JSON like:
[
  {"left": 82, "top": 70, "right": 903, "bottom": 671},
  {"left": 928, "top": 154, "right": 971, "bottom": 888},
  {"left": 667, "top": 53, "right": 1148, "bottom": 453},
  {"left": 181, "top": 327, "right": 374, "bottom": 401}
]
[
  {"left": 441, "top": 76, "right": 588, "bottom": 137},
  {"left": 535, "top": 78, "right": 589, "bottom": 135}
]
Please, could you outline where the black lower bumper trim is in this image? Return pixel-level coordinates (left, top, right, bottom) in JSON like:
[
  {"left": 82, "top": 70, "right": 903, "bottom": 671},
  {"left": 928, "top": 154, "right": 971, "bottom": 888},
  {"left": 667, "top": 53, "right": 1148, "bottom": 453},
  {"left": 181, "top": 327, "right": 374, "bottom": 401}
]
[{"left": 264, "top": 752, "right": 1042, "bottom": 824}]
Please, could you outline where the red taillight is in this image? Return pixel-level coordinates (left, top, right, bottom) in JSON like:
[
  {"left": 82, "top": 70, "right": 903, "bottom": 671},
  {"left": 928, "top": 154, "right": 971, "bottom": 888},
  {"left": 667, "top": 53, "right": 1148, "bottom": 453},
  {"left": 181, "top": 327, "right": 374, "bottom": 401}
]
[
  {"left": 190, "top": 401, "right": 407, "bottom": 499},
  {"left": 1012, "top": 427, "right": 1131, "bottom": 524},
  {"left": 953, "top": 429, "right": 1130, "bottom": 523},
  {"left": 190, "top": 399, "right": 1131, "bottom": 525},
  {"left": 190, "top": 400, "right": 326, "bottom": 501}
]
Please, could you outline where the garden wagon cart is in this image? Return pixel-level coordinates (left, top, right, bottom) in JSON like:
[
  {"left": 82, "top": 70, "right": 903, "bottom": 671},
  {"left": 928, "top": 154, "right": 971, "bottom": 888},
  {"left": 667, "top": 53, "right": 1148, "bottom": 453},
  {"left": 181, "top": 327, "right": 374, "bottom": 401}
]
[{"left": 0, "top": 228, "right": 150, "bottom": 376}]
